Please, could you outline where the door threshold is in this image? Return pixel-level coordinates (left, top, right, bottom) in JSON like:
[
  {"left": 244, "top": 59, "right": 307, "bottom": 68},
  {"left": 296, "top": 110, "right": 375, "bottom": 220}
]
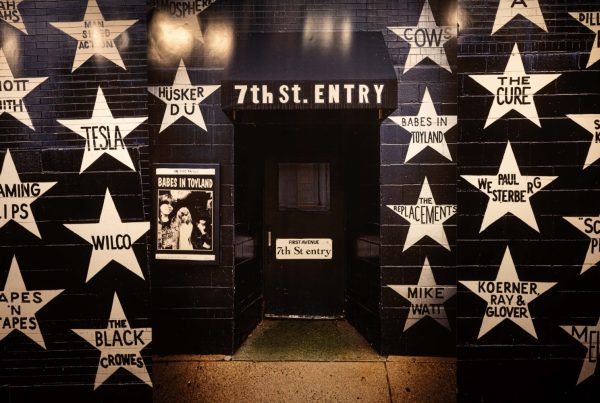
[{"left": 264, "top": 314, "right": 344, "bottom": 320}]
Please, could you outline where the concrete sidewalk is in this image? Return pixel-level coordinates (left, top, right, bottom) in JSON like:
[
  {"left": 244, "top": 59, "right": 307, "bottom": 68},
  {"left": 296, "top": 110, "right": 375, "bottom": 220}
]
[{"left": 153, "top": 320, "right": 456, "bottom": 403}]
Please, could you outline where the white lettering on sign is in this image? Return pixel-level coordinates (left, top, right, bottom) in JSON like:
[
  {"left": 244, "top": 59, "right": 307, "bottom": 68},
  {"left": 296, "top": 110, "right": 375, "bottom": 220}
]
[
  {"left": 564, "top": 214, "right": 600, "bottom": 275},
  {"left": 275, "top": 239, "right": 332, "bottom": 260},
  {"left": 492, "top": 0, "right": 548, "bottom": 35},
  {"left": 567, "top": 114, "right": 600, "bottom": 169},
  {"left": 560, "top": 318, "right": 600, "bottom": 385},
  {"left": 461, "top": 141, "right": 557, "bottom": 233},
  {"left": 569, "top": 12, "right": 600, "bottom": 68},
  {"left": 460, "top": 247, "right": 556, "bottom": 340},
  {"left": 387, "top": 0, "right": 456, "bottom": 73},
  {"left": 469, "top": 43, "right": 560, "bottom": 128},
  {"left": 233, "top": 83, "right": 385, "bottom": 106}
]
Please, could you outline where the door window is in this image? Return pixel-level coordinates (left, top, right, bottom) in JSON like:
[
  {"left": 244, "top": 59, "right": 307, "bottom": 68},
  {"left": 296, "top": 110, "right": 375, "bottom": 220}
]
[{"left": 278, "top": 163, "right": 330, "bottom": 211}]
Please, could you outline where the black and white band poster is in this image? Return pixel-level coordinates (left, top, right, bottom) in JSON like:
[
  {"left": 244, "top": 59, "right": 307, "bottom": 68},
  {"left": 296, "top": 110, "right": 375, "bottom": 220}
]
[{"left": 154, "top": 164, "right": 219, "bottom": 263}]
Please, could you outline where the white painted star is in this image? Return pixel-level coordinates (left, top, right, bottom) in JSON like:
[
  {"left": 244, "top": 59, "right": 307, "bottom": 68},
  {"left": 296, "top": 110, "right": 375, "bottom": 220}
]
[
  {"left": 148, "top": 59, "right": 220, "bottom": 133},
  {"left": 0, "top": 149, "right": 57, "bottom": 238},
  {"left": 492, "top": 0, "right": 548, "bottom": 35},
  {"left": 0, "top": 48, "right": 48, "bottom": 130},
  {"left": 469, "top": 43, "right": 560, "bottom": 129},
  {"left": 49, "top": 0, "right": 138, "bottom": 72},
  {"left": 461, "top": 141, "right": 557, "bottom": 233},
  {"left": 63, "top": 189, "right": 149, "bottom": 282},
  {"left": 388, "top": 0, "right": 456, "bottom": 73},
  {"left": 0, "top": 0, "right": 28, "bottom": 34},
  {"left": 386, "top": 177, "right": 456, "bottom": 251},
  {"left": 560, "top": 317, "right": 600, "bottom": 385},
  {"left": 563, "top": 214, "right": 600, "bottom": 275},
  {"left": 570, "top": 11, "right": 600, "bottom": 68},
  {"left": 460, "top": 247, "right": 556, "bottom": 340},
  {"left": 57, "top": 87, "right": 147, "bottom": 173},
  {"left": 389, "top": 88, "right": 456, "bottom": 162},
  {"left": 567, "top": 114, "right": 600, "bottom": 169},
  {"left": 72, "top": 293, "right": 152, "bottom": 389},
  {"left": 0, "top": 256, "right": 63, "bottom": 349},
  {"left": 389, "top": 257, "right": 456, "bottom": 331}
]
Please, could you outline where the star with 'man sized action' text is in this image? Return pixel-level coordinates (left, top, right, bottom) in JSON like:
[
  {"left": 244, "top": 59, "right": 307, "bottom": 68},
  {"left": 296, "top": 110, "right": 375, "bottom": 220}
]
[
  {"left": 50, "top": 0, "right": 138, "bottom": 72},
  {"left": 64, "top": 189, "right": 149, "bottom": 282},
  {"left": 469, "top": 43, "right": 560, "bottom": 129},
  {"left": 57, "top": 87, "right": 147, "bottom": 173}
]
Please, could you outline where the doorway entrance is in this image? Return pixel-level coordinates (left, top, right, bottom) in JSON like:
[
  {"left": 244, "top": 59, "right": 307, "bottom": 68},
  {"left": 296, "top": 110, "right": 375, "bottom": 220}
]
[{"left": 263, "top": 128, "right": 345, "bottom": 318}]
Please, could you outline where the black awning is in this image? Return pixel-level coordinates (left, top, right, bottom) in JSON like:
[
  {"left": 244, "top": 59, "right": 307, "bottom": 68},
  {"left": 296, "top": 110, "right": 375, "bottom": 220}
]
[{"left": 221, "top": 31, "right": 397, "bottom": 123}]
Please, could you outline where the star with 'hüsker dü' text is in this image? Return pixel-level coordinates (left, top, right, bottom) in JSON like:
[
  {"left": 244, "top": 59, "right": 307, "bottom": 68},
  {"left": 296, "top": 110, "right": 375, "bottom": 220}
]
[
  {"left": 0, "top": 256, "right": 63, "bottom": 349},
  {"left": 461, "top": 141, "right": 557, "bottom": 233},
  {"left": 563, "top": 214, "right": 600, "bottom": 275},
  {"left": 469, "top": 43, "right": 560, "bottom": 129},
  {"left": 0, "top": 149, "right": 57, "bottom": 238},
  {"left": 0, "top": 48, "right": 48, "bottom": 130},
  {"left": 386, "top": 177, "right": 456, "bottom": 252},
  {"left": 0, "top": 0, "right": 28, "bottom": 34},
  {"left": 148, "top": 59, "right": 220, "bottom": 133},
  {"left": 49, "top": 0, "right": 138, "bottom": 72},
  {"left": 389, "top": 257, "right": 456, "bottom": 332},
  {"left": 72, "top": 293, "right": 152, "bottom": 389},
  {"left": 492, "top": 0, "right": 548, "bottom": 35},
  {"left": 57, "top": 87, "right": 147, "bottom": 173},
  {"left": 460, "top": 247, "right": 556, "bottom": 340},
  {"left": 64, "top": 189, "right": 149, "bottom": 282},
  {"left": 389, "top": 88, "right": 455, "bottom": 162},
  {"left": 560, "top": 317, "right": 600, "bottom": 385},
  {"left": 567, "top": 113, "right": 600, "bottom": 169},
  {"left": 387, "top": 0, "right": 455, "bottom": 74},
  {"left": 570, "top": 11, "right": 600, "bottom": 68}
]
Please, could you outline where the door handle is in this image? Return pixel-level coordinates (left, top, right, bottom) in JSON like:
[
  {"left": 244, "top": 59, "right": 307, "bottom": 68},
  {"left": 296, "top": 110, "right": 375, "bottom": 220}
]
[{"left": 268, "top": 231, "right": 272, "bottom": 247}]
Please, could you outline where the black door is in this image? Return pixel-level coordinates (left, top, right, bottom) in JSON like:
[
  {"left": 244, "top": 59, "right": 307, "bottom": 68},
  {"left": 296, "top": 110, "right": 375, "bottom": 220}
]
[{"left": 263, "top": 128, "right": 345, "bottom": 318}]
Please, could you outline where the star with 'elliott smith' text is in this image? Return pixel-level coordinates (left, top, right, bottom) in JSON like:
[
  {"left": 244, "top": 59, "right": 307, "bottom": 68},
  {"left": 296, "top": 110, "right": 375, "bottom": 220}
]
[
  {"left": 491, "top": 0, "right": 548, "bottom": 35},
  {"left": 460, "top": 247, "right": 556, "bottom": 340},
  {"left": 386, "top": 177, "right": 456, "bottom": 252},
  {"left": 49, "top": 0, "right": 138, "bottom": 72},
  {"left": 0, "top": 0, "right": 28, "bottom": 33},
  {"left": 469, "top": 43, "right": 560, "bottom": 129},
  {"left": 64, "top": 189, "right": 149, "bottom": 282},
  {"left": 0, "top": 256, "right": 63, "bottom": 349},
  {"left": 389, "top": 88, "right": 455, "bottom": 162},
  {"left": 560, "top": 317, "right": 600, "bottom": 385},
  {"left": 57, "top": 87, "right": 147, "bottom": 173},
  {"left": 567, "top": 113, "right": 600, "bottom": 169},
  {"left": 563, "top": 214, "right": 600, "bottom": 275},
  {"left": 148, "top": 59, "right": 220, "bottom": 133},
  {"left": 569, "top": 11, "right": 600, "bottom": 68},
  {"left": 72, "top": 293, "right": 152, "bottom": 389},
  {"left": 0, "top": 49, "right": 48, "bottom": 130},
  {"left": 389, "top": 257, "right": 456, "bottom": 331},
  {"left": 461, "top": 141, "right": 557, "bottom": 233},
  {"left": 0, "top": 149, "right": 57, "bottom": 238},
  {"left": 387, "top": 0, "right": 455, "bottom": 73}
]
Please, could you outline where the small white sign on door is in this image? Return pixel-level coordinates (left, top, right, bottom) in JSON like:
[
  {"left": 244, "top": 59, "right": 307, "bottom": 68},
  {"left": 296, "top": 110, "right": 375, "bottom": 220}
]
[{"left": 275, "top": 239, "right": 333, "bottom": 260}]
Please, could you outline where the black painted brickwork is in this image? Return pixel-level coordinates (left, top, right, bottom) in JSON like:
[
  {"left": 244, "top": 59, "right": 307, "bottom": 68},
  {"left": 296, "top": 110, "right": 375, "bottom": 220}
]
[
  {"left": 0, "top": 1, "right": 151, "bottom": 402},
  {"left": 458, "top": 1, "right": 599, "bottom": 401}
]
